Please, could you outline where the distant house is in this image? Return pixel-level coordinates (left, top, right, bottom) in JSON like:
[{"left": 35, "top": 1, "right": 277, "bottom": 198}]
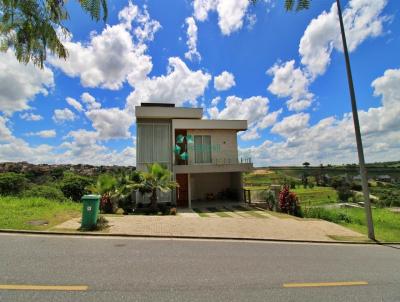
[
  {"left": 135, "top": 103, "right": 253, "bottom": 207},
  {"left": 376, "top": 175, "right": 391, "bottom": 182}
]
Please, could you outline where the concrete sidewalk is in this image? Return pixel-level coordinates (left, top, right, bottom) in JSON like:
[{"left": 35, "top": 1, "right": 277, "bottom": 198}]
[{"left": 53, "top": 210, "right": 366, "bottom": 242}]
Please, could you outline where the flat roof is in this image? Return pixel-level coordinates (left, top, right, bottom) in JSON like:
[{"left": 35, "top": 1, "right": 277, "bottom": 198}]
[
  {"left": 135, "top": 106, "right": 203, "bottom": 119},
  {"left": 172, "top": 119, "right": 247, "bottom": 131}
]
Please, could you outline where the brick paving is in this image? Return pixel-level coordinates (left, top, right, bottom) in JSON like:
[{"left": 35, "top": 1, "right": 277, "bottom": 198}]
[{"left": 53, "top": 206, "right": 366, "bottom": 242}]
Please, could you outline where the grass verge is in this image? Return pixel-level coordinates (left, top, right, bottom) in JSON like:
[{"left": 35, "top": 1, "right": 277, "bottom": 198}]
[
  {"left": 192, "top": 208, "right": 209, "bottom": 218},
  {"left": 303, "top": 207, "right": 400, "bottom": 242},
  {"left": 0, "top": 196, "right": 81, "bottom": 230}
]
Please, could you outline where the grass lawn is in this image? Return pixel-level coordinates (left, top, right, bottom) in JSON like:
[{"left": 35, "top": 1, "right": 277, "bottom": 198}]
[
  {"left": 0, "top": 196, "right": 81, "bottom": 230},
  {"left": 294, "top": 186, "right": 338, "bottom": 206},
  {"left": 303, "top": 207, "right": 400, "bottom": 242}
]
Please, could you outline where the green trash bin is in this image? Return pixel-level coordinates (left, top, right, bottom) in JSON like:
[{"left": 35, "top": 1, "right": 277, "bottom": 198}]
[{"left": 81, "top": 195, "right": 100, "bottom": 230}]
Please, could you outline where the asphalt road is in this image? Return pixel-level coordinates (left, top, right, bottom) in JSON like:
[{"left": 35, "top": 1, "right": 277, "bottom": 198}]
[{"left": 0, "top": 233, "right": 399, "bottom": 302}]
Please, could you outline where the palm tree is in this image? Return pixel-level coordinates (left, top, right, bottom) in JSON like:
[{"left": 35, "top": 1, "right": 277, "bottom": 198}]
[
  {"left": 133, "top": 163, "right": 178, "bottom": 210},
  {"left": 88, "top": 173, "right": 117, "bottom": 213},
  {"left": 0, "top": 0, "right": 107, "bottom": 68}
]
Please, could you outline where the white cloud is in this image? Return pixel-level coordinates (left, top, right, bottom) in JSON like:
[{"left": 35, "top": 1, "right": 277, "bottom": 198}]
[
  {"left": 49, "top": 2, "right": 160, "bottom": 90},
  {"left": 0, "top": 50, "right": 54, "bottom": 114},
  {"left": 299, "top": 0, "right": 387, "bottom": 77},
  {"left": 26, "top": 130, "right": 57, "bottom": 138},
  {"left": 52, "top": 108, "right": 76, "bottom": 123},
  {"left": 211, "top": 96, "right": 221, "bottom": 106},
  {"left": 0, "top": 116, "right": 13, "bottom": 142},
  {"left": 86, "top": 108, "right": 133, "bottom": 140},
  {"left": 214, "top": 71, "right": 236, "bottom": 91},
  {"left": 20, "top": 112, "right": 43, "bottom": 121},
  {"left": 258, "top": 109, "right": 282, "bottom": 129},
  {"left": 208, "top": 95, "right": 269, "bottom": 126},
  {"left": 193, "top": 0, "right": 251, "bottom": 35},
  {"left": 271, "top": 112, "right": 310, "bottom": 137},
  {"left": 267, "top": 60, "right": 313, "bottom": 111},
  {"left": 267, "top": 0, "right": 388, "bottom": 111},
  {"left": 247, "top": 68, "right": 400, "bottom": 166},
  {"left": 66, "top": 97, "right": 83, "bottom": 112},
  {"left": 126, "top": 57, "right": 211, "bottom": 110},
  {"left": 241, "top": 127, "right": 260, "bottom": 141},
  {"left": 81, "top": 92, "right": 101, "bottom": 111},
  {"left": 185, "top": 17, "right": 201, "bottom": 61}
]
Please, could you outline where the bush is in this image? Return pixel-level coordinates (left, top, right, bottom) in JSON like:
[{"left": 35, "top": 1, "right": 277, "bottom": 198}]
[
  {"left": 0, "top": 172, "right": 27, "bottom": 195},
  {"left": 60, "top": 174, "right": 93, "bottom": 201},
  {"left": 23, "top": 185, "right": 66, "bottom": 202},
  {"left": 303, "top": 207, "right": 353, "bottom": 224},
  {"left": 279, "top": 185, "right": 301, "bottom": 217},
  {"left": 100, "top": 194, "right": 118, "bottom": 214},
  {"left": 337, "top": 184, "right": 353, "bottom": 202}
]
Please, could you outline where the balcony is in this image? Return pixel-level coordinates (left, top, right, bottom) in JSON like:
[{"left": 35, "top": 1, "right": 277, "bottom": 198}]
[{"left": 173, "top": 157, "right": 253, "bottom": 174}]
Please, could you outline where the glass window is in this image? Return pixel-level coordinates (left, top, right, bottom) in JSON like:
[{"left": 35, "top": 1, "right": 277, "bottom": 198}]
[{"left": 194, "top": 135, "right": 212, "bottom": 164}]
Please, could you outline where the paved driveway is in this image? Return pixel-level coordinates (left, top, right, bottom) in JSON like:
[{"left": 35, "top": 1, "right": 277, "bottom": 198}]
[{"left": 54, "top": 205, "right": 366, "bottom": 242}]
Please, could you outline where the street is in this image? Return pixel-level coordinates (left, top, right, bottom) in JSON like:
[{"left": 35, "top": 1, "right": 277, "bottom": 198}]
[{"left": 0, "top": 233, "right": 399, "bottom": 302}]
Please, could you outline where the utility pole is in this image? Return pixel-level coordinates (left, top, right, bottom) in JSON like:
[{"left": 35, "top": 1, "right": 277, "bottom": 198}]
[{"left": 336, "top": 0, "right": 375, "bottom": 240}]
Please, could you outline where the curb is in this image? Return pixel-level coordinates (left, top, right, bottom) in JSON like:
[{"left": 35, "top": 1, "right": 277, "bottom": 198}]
[{"left": 1, "top": 229, "right": 399, "bottom": 245}]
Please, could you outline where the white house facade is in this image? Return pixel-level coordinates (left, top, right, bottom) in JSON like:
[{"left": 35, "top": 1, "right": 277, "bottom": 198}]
[{"left": 135, "top": 103, "right": 253, "bottom": 207}]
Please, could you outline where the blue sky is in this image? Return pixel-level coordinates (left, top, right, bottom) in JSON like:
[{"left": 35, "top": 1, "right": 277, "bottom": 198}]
[{"left": 0, "top": 0, "right": 399, "bottom": 166}]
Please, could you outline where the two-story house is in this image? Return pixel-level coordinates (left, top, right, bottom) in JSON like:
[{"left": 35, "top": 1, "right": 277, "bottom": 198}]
[{"left": 135, "top": 103, "right": 253, "bottom": 207}]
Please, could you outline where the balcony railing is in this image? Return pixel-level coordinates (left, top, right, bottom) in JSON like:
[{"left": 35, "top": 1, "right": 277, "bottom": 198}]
[{"left": 177, "top": 157, "right": 252, "bottom": 166}]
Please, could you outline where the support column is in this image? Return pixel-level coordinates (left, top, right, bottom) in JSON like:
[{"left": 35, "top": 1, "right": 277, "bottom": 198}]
[{"left": 188, "top": 173, "right": 191, "bottom": 208}]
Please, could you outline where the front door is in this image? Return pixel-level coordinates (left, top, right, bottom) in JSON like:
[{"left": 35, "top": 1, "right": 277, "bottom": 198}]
[{"left": 176, "top": 174, "right": 188, "bottom": 207}]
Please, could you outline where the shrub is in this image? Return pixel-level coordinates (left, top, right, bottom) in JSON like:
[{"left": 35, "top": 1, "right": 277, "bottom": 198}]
[
  {"left": 337, "top": 184, "right": 353, "bottom": 202},
  {"left": 100, "top": 194, "right": 118, "bottom": 214},
  {"left": 60, "top": 174, "right": 93, "bottom": 201},
  {"left": 303, "top": 207, "right": 353, "bottom": 224},
  {"left": 0, "top": 172, "right": 27, "bottom": 195},
  {"left": 279, "top": 185, "right": 301, "bottom": 217},
  {"left": 23, "top": 185, "right": 66, "bottom": 202}
]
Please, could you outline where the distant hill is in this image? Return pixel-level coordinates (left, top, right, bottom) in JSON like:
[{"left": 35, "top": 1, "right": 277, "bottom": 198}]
[{"left": 0, "top": 162, "right": 135, "bottom": 177}]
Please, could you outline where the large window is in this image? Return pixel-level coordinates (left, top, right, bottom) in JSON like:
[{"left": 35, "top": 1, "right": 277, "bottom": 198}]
[{"left": 194, "top": 135, "right": 212, "bottom": 164}]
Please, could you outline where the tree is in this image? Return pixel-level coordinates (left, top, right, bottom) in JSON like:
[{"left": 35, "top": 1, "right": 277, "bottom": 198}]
[
  {"left": 88, "top": 174, "right": 118, "bottom": 213},
  {"left": 302, "top": 162, "right": 310, "bottom": 168},
  {"left": 0, "top": 0, "right": 107, "bottom": 68},
  {"left": 133, "top": 163, "right": 178, "bottom": 210}
]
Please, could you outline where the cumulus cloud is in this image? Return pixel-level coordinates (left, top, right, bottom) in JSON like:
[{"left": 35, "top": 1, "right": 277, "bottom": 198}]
[
  {"left": 81, "top": 92, "right": 101, "bottom": 111},
  {"left": 0, "top": 50, "right": 54, "bottom": 115},
  {"left": 246, "top": 68, "right": 400, "bottom": 166},
  {"left": 20, "top": 112, "right": 43, "bottom": 121},
  {"left": 267, "top": 61, "right": 313, "bottom": 111},
  {"left": 52, "top": 108, "right": 76, "bottom": 123},
  {"left": 214, "top": 71, "right": 236, "bottom": 91},
  {"left": 86, "top": 108, "right": 134, "bottom": 140},
  {"left": 185, "top": 17, "right": 201, "bottom": 61},
  {"left": 66, "top": 97, "right": 83, "bottom": 112},
  {"left": 26, "top": 130, "right": 57, "bottom": 138},
  {"left": 193, "top": 0, "right": 251, "bottom": 35},
  {"left": 267, "top": 0, "right": 388, "bottom": 111},
  {"left": 211, "top": 96, "right": 221, "bottom": 106},
  {"left": 126, "top": 57, "right": 211, "bottom": 110},
  {"left": 49, "top": 2, "right": 160, "bottom": 90}
]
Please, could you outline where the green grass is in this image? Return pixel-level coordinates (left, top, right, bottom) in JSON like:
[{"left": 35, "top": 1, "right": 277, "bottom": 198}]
[
  {"left": 192, "top": 208, "right": 209, "bottom": 218},
  {"left": 206, "top": 207, "right": 231, "bottom": 218},
  {"left": 232, "top": 205, "right": 268, "bottom": 218},
  {"left": 0, "top": 196, "right": 81, "bottom": 230},
  {"left": 303, "top": 207, "right": 400, "bottom": 242},
  {"left": 293, "top": 186, "right": 338, "bottom": 206}
]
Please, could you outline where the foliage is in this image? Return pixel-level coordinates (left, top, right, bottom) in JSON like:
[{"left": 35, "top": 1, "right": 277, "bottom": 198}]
[
  {"left": 0, "top": 0, "right": 107, "bottom": 68},
  {"left": 303, "top": 207, "right": 353, "bottom": 224},
  {"left": 263, "top": 190, "right": 277, "bottom": 211},
  {"left": 132, "top": 163, "right": 178, "bottom": 210},
  {"left": 279, "top": 185, "right": 301, "bottom": 217},
  {"left": 370, "top": 185, "right": 400, "bottom": 207},
  {"left": 303, "top": 207, "right": 400, "bottom": 242},
  {"left": 284, "top": 0, "right": 311, "bottom": 11},
  {"left": 60, "top": 173, "right": 93, "bottom": 201},
  {"left": 0, "top": 172, "right": 27, "bottom": 195},
  {"left": 23, "top": 184, "right": 66, "bottom": 202},
  {"left": 0, "top": 196, "right": 80, "bottom": 230},
  {"left": 87, "top": 174, "right": 118, "bottom": 213}
]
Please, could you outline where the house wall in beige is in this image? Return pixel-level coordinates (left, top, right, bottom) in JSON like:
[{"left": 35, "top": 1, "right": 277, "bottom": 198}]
[{"left": 187, "top": 129, "right": 238, "bottom": 164}]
